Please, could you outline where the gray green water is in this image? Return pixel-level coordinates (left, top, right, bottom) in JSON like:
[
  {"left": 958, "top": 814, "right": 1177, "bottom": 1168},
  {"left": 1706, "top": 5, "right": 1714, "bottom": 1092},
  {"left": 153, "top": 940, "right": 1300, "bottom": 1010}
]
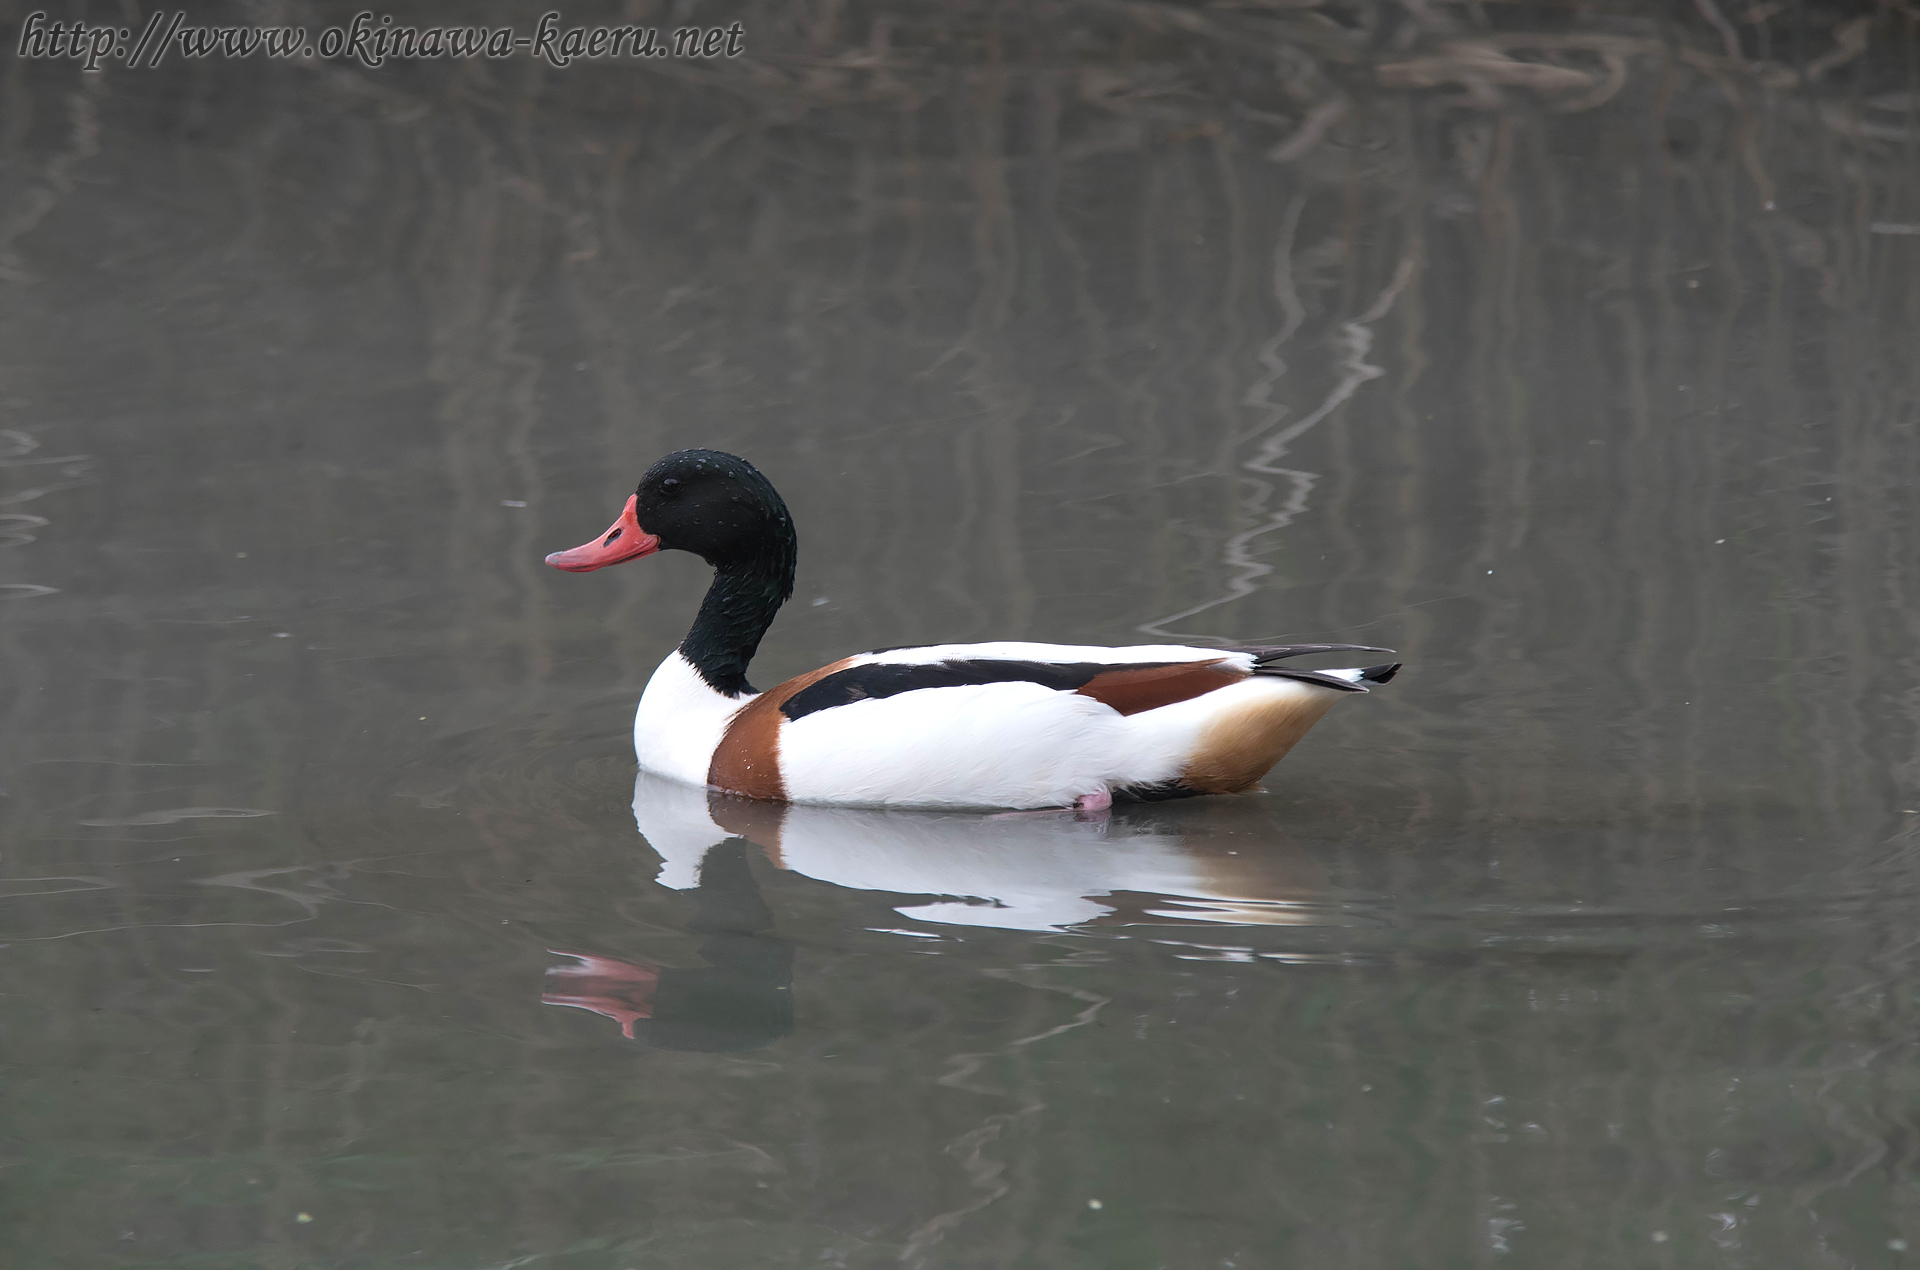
[{"left": 4, "top": 2, "right": 1920, "bottom": 1266}]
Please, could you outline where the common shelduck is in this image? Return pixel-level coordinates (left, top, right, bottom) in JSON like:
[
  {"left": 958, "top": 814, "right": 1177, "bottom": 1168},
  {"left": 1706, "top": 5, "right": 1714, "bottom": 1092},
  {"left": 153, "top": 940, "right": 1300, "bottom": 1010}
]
[{"left": 546, "top": 449, "right": 1399, "bottom": 810}]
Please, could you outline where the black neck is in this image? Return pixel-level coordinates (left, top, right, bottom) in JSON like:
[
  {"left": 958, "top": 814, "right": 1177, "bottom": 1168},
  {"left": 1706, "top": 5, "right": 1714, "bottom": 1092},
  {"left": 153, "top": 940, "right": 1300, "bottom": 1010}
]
[{"left": 680, "top": 548, "right": 794, "bottom": 698}]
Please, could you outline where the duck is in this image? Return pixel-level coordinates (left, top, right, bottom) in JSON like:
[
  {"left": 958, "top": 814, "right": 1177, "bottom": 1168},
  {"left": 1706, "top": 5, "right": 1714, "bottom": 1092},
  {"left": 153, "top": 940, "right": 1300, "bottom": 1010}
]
[{"left": 545, "top": 449, "right": 1399, "bottom": 811}]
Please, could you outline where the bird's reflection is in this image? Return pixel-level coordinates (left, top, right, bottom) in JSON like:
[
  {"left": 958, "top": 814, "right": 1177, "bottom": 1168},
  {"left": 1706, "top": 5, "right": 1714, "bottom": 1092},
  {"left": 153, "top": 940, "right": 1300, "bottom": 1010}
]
[
  {"left": 542, "top": 772, "right": 1334, "bottom": 1048},
  {"left": 541, "top": 835, "right": 793, "bottom": 1052},
  {"left": 630, "top": 771, "right": 1332, "bottom": 930}
]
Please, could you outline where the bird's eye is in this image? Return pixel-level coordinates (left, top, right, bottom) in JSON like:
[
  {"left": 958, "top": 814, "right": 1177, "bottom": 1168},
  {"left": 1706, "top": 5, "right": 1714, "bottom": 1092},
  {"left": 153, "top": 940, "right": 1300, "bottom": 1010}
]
[{"left": 661, "top": 478, "right": 682, "bottom": 492}]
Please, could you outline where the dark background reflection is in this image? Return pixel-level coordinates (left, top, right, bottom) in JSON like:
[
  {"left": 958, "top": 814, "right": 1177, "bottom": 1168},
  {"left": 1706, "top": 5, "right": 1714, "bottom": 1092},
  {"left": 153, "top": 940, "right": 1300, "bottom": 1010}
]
[{"left": 3, "top": 1, "right": 1919, "bottom": 1266}]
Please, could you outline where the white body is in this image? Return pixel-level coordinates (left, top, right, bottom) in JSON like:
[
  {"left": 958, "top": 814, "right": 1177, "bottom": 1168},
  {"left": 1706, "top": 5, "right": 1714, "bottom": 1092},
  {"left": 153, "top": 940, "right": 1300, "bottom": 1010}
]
[
  {"left": 632, "top": 651, "right": 742, "bottom": 788},
  {"left": 634, "top": 642, "right": 1363, "bottom": 811}
]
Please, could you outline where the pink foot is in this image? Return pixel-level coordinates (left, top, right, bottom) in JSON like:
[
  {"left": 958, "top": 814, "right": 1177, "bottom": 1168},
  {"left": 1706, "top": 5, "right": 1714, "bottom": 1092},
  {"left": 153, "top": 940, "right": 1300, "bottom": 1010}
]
[{"left": 1074, "top": 790, "right": 1113, "bottom": 812}]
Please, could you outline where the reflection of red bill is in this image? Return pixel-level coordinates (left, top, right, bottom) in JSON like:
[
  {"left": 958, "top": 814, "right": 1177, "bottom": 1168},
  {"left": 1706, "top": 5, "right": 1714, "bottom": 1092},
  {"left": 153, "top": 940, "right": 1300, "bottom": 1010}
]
[{"left": 543, "top": 950, "right": 661, "bottom": 1039}]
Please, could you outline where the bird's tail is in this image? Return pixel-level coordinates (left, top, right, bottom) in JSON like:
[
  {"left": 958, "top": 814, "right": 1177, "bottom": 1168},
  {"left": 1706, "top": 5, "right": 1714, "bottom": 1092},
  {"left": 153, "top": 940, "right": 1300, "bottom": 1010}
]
[{"left": 1235, "top": 644, "right": 1401, "bottom": 694}]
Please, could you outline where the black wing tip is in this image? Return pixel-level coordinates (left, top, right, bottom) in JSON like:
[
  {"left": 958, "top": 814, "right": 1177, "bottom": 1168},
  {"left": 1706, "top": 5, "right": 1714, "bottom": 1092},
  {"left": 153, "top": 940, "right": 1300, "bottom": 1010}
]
[
  {"left": 1251, "top": 661, "right": 1402, "bottom": 693},
  {"left": 1237, "top": 643, "right": 1396, "bottom": 663},
  {"left": 1257, "top": 667, "right": 1370, "bottom": 692}
]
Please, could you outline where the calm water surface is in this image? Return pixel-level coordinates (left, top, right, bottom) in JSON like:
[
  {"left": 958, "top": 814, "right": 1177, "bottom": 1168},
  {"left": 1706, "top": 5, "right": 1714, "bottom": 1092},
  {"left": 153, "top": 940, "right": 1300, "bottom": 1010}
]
[{"left": 4, "top": 2, "right": 1920, "bottom": 1266}]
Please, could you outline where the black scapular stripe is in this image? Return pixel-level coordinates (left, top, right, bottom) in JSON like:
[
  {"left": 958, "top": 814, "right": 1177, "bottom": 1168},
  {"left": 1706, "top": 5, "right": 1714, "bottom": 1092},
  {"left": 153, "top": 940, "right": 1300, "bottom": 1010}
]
[{"left": 780, "top": 659, "right": 1185, "bottom": 722}]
